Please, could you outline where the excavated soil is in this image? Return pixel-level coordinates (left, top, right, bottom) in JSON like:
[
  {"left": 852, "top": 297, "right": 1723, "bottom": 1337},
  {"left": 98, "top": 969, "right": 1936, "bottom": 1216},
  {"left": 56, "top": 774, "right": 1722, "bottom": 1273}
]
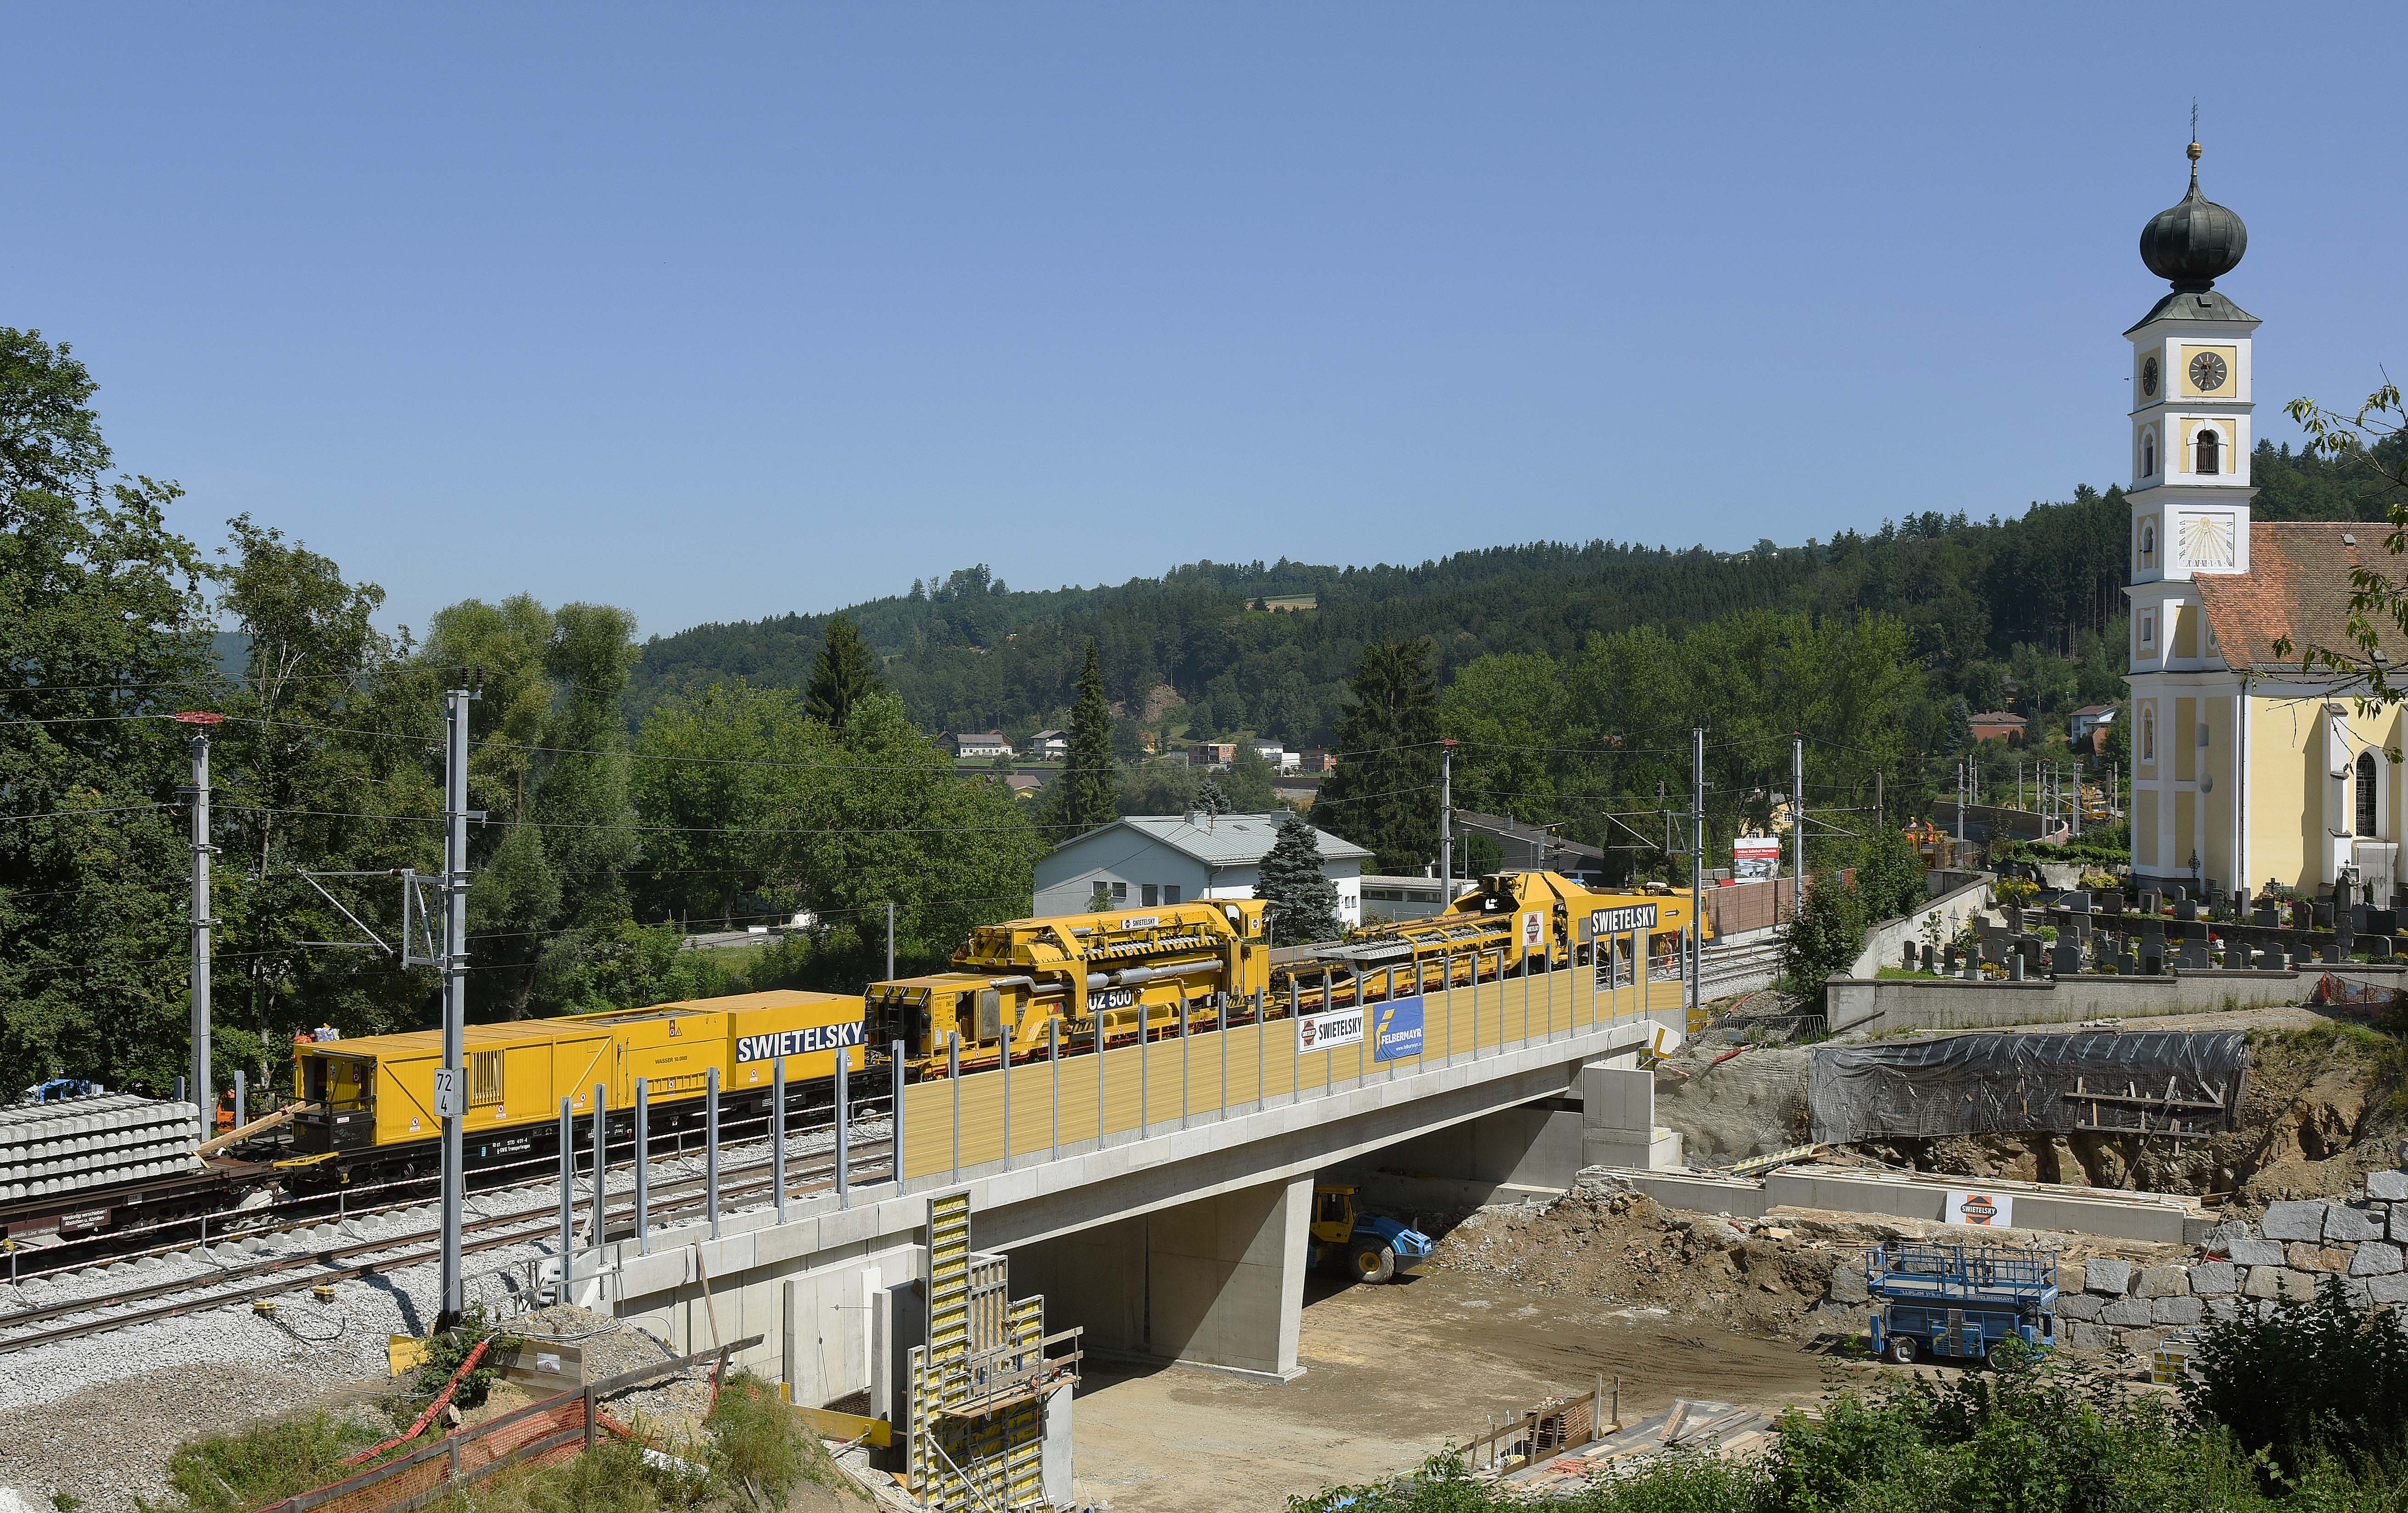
[
  {"left": 1836, "top": 1026, "right": 2408, "bottom": 1208},
  {"left": 1423, "top": 1183, "right": 1851, "bottom": 1338}
]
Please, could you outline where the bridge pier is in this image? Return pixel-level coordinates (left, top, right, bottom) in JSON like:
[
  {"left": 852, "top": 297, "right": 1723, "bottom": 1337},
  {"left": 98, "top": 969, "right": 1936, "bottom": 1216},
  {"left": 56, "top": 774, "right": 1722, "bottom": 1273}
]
[{"left": 1010, "top": 1172, "right": 1311, "bottom": 1380}]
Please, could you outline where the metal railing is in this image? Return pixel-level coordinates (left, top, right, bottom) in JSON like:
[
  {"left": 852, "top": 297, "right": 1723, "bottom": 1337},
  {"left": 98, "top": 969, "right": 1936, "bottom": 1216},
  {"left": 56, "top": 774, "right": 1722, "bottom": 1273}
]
[{"left": 894, "top": 956, "right": 1684, "bottom": 1187}]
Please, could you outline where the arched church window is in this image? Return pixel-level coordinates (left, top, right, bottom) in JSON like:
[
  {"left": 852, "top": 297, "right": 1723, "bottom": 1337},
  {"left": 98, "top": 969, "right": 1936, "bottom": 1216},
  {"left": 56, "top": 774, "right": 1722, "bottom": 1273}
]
[
  {"left": 2143, "top": 434, "right": 2155, "bottom": 476},
  {"left": 2140, "top": 521, "right": 2156, "bottom": 568},
  {"left": 2195, "top": 425, "right": 2221, "bottom": 475},
  {"left": 2359, "top": 750, "right": 2380, "bottom": 838},
  {"left": 2141, "top": 705, "right": 2156, "bottom": 762}
]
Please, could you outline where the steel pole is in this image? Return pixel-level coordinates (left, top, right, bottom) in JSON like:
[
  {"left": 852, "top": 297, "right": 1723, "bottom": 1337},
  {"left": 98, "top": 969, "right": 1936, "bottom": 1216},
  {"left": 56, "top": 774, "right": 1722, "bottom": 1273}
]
[
  {"left": 1440, "top": 739, "right": 1455, "bottom": 902},
  {"left": 187, "top": 726, "right": 212, "bottom": 1131},
  {"left": 885, "top": 901, "right": 895, "bottom": 982},
  {"left": 892, "top": 1039, "right": 907, "bottom": 1195},
  {"left": 634, "top": 1079, "right": 651, "bottom": 1255},
  {"left": 233, "top": 1070, "right": 245, "bottom": 1133},
  {"left": 590, "top": 1083, "right": 606, "bottom": 1256},
  {"left": 773, "top": 1058, "right": 788, "bottom": 1223},
  {"left": 438, "top": 686, "right": 475, "bottom": 1330},
  {"left": 556, "top": 1097, "right": 574, "bottom": 1299},
  {"left": 1690, "top": 725, "right": 1704, "bottom": 1034},
  {"left": 1793, "top": 733, "right": 1805, "bottom": 912},
  {"left": 835, "top": 1053, "right": 850, "bottom": 1208},
  {"left": 705, "top": 1066, "right": 721, "bottom": 1239}
]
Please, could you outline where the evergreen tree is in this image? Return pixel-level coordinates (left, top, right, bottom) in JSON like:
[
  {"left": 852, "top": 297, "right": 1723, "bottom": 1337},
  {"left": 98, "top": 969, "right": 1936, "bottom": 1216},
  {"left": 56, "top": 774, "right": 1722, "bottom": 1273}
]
[
  {"left": 1777, "top": 871, "right": 1867, "bottom": 1010},
  {"left": 1256, "top": 809, "right": 1342, "bottom": 945},
  {"left": 805, "top": 614, "right": 884, "bottom": 726},
  {"left": 1316, "top": 638, "right": 1440, "bottom": 873},
  {"left": 1056, "top": 642, "right": 1117, "bottom": 833}
]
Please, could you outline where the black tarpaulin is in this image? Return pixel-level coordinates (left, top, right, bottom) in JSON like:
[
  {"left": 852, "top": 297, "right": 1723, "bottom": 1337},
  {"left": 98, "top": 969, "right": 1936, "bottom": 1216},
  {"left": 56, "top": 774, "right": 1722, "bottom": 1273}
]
[{"left": 1807, "top": 1030, "right": 2249, "bottom": 1143}]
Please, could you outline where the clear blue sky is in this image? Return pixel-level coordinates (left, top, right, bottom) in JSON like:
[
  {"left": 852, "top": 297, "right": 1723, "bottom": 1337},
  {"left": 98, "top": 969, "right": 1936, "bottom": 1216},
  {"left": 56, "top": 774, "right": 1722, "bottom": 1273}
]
[{"left": 13, "top": 5, "right": 2403, "bottom": 639}]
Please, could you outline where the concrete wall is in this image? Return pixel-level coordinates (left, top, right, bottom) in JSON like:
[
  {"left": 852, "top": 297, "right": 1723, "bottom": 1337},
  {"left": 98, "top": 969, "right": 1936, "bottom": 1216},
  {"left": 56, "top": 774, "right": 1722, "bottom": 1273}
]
[
  {"left": 1350, "top": 1101, "right": 1583, "bottom": 1195},
  {"left": 1006, "top": 1177, "right": 1310, "bottom": 1379},
  {"left": 1850, "top": 875, "right": 1995, "bottom": 978},
  {"left": 1609, "top": 1164, "right": 2202, "bottom": 1245},
  {"left": 1827, "top": 968, "right": 2309, "bottom": 1037}
]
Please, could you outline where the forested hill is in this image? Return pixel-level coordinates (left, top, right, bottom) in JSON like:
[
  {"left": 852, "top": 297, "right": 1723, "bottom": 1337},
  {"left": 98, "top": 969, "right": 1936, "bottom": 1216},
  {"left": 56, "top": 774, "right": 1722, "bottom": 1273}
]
[{"left": 627, "top": 438, "right": 2397, "bottom": 745}]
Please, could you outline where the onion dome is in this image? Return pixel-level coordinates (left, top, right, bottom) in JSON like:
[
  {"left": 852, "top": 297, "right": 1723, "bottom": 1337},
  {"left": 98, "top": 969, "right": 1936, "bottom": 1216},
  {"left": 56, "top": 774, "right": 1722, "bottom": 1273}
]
[{"left": 2140, "top": 143, "right": 2247, "bottom": 291}]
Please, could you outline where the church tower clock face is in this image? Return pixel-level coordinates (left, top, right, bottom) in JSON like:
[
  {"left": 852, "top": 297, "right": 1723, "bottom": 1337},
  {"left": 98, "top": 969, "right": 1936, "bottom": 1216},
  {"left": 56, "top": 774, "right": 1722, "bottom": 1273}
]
[
  {"left": 2189, "top": 351, "right": 2228, "bottom": 392},
  {"left": 2141, "top": 356, "right": 2159, "bottom": 397}
]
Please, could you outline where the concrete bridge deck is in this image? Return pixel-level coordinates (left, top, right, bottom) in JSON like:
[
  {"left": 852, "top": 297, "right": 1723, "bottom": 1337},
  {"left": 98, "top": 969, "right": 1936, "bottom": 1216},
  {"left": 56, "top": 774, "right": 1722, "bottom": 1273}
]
[{"left": 575, "top": 970, "right": 1687, "bottom": 1407}]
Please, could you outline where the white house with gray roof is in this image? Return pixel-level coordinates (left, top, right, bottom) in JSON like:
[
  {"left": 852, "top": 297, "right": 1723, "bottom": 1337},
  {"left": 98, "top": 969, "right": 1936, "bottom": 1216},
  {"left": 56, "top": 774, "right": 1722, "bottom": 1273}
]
[{"left": 1033, "top": 813, "right": 1371, "bottom": 933}]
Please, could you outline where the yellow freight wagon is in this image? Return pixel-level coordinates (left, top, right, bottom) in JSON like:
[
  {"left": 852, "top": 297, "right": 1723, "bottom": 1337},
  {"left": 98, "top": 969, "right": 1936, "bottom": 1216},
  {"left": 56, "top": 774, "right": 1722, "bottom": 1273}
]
[{"left": 291, "top": 989, "right": 865, "bottom": 1161}]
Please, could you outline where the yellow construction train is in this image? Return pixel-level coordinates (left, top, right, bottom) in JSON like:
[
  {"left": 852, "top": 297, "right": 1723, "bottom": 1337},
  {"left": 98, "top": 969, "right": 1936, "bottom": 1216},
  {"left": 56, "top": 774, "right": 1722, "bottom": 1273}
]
[
  {"left": 285, "top": 989, "right": 866, "bottom": 1178},
  {"left": 869, "top": 871, "right": 1704, "bottom": 1076}
]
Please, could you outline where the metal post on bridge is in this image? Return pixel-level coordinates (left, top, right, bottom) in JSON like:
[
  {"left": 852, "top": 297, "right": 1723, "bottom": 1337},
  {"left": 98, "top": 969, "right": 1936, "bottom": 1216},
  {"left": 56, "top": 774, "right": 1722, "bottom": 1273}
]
[
  {"left": 590, "top": 1083, "right": 606, "bottom": 1259},
  {"left": 1001, "top": 1018, "right": 1013, "bottom": 1172},
  {"left": 705, "top": 1066, "right": 721, "bottom": 1240},
  {"left": 891, "top": 1038, "right": 907, "bottom": 1196},
  {"left": 948, "top": 1032, "right": 961, "bottom": 1183},
  {"left": 634, "top": 1079, "right": 651, "bottom": 1255},
  {"left": 773, "top": 1057, "right": 788, "bottom": 1223},
  {"left": 834, "top": 1052, "right": 850, "bottom": 1209},
  {"left": 1048, "top": 1018, "right": 1060, "bottom": 1162},
  {"left": 1138, "top": 1014, "right": 1150, "bottom": 1134},
  {"left": 556, "top": 1097, "right": 574, "bottom": 1300},
  {"left": 233, "top": 1070, "right": 245, "bottom": 1134}
]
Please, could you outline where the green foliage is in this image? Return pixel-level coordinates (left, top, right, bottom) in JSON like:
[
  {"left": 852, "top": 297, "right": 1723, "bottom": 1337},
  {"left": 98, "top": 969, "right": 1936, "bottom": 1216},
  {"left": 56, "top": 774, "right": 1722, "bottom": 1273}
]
[
  {"left": 406, "top": 1305, "right": 521, "bottom": 1413},
  {"left": 1317, "top": 639, "right": 1440, "bottom": 874},
  {"left": 2186, "top": 1273, "right": 2408, "bottom": 1483},
  {"left": 1441, "top": 612, "right": 1921, "bottom": 886},
  {"left": 1851, "top": 823, "right": 1927, "bottom": 925},
  {"left": 1776, "top": 871, "right": 1866, "bottom": 1010},
  {"left": 1291, "top": 1346, "right": 2408, "bottom": 1513},
  {"left": 0, "top": 329, "right": 218, "bottom": 1092},
  {"left": 1257, "top": 809, "right": 1343, "bottom": 945},
  {"left": 152, "top": 1412, "right": 388, "bottom": 1513},
  {"left": 1218, "top": 745, "right": 1282, "bottom": 814},
  {"left": 1054, "top": 642, "right": 1117, "bottom": 834},
  {"left": 803, "top": 613, "right": 884, "bottom": 726},
  {"left": 629, "top": 685, "right": 1049, "bottom": 987},
  {"left": 424, "top": 593, "right": 641, "bottom": 1022}
]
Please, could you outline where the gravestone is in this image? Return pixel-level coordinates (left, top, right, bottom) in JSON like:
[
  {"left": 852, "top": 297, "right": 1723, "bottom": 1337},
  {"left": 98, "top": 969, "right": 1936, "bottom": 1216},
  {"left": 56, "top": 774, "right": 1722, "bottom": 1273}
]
[
  {"left": 1904, "top": 941, "right": 1920, "bottom": 971},
  {"left": 2053, "top": 934, "right": 2082, "bottom": 976}
]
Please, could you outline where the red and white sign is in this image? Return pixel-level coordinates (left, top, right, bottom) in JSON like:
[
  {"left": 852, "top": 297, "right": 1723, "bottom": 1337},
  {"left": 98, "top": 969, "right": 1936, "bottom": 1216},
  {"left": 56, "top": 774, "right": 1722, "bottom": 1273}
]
[
  {"left": 1522, "top": 911, "right": 1543, "bottom": 949},
  {"left": 1732, "top": 836, "right": 1782, "bottom": 882},
  {"left": 1944, "top": 1190, "right": 2013, "bottom": 1228}
]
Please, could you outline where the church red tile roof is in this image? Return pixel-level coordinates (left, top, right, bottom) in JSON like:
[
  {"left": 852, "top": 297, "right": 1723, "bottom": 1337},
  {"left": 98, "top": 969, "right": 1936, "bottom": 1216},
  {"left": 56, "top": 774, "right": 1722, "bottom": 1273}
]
[{"left": 2193, "top": 521, "right": 2408, "bottom": 672}]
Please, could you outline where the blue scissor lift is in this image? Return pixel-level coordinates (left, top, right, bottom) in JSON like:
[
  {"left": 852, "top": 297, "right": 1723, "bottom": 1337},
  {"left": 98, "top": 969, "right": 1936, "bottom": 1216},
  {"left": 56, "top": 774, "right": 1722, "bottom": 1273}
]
[{"left": 1865, "top": 1243, "right": 2058, "bottom": 1365}]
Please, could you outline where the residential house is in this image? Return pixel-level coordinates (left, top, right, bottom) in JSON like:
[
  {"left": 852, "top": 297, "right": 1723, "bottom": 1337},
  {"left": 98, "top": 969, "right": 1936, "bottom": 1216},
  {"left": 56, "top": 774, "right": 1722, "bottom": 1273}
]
[
  {"left": 945, "top": 731, "right": 1014, "bottom": 760},
  {"left": 1033, "top": 813, "right": 1371, "bottom": 935},
  {"left": 1024, "top": 728, "right": 1069, "bottom": 761}
]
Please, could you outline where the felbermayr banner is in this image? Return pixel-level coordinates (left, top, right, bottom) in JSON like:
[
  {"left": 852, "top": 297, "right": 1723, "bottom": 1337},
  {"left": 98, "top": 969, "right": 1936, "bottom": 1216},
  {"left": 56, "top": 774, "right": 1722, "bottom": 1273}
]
[
  {"left": 1373, "top": 995, "right": 1425, "bottom": 1062},
  {"left": 1295, "top": 1007, "right": 1364, "bottom": 1054}
]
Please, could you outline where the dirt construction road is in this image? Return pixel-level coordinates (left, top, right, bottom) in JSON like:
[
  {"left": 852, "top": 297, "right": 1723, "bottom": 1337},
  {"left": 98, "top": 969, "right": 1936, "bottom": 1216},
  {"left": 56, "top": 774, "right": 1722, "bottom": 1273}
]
[{"left": 1067, "top": 1268, "right": 1842, "bottom": 1512}]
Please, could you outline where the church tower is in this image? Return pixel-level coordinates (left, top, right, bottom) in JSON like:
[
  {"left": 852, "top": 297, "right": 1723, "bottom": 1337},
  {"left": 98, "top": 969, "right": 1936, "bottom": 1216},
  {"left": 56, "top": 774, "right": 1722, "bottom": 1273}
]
[{"left": 2125, "top": 140, "right": 2254, "bottom": 888}]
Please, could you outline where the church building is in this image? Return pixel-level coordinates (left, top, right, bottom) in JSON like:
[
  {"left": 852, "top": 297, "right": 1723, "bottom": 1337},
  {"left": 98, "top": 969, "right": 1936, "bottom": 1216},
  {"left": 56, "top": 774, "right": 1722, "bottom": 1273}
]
[{"left": 2123, "top": 143, "right": 2399, "bottom": 904}]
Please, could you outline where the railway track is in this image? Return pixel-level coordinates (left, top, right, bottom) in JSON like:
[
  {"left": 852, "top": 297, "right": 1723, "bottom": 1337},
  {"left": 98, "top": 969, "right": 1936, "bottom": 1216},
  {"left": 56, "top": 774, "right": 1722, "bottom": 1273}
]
[{"left": 0, "top": 1139, "right": 895, "bottom": 1357}]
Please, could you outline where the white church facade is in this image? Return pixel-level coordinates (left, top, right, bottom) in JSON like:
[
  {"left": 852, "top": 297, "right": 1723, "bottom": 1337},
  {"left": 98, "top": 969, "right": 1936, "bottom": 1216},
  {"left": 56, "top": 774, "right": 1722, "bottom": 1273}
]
[{"left": 2122, "top": 143, "right": 2401, "bottom": 905}]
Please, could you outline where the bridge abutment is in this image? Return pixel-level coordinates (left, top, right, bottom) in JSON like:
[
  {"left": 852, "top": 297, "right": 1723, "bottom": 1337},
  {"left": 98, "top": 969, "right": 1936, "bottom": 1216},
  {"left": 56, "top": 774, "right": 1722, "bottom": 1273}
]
[{"left": 1009, "top": 1172, "right": 1310, "bottom": 1380}]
